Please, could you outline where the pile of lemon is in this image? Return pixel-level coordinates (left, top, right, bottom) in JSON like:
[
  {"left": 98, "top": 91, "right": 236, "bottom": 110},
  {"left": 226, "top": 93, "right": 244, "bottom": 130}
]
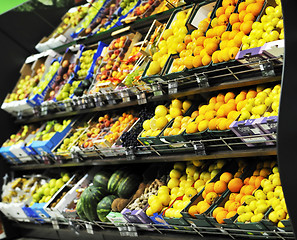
[{"left": 141, "top": 99, "right": 192, "bottom": 137}]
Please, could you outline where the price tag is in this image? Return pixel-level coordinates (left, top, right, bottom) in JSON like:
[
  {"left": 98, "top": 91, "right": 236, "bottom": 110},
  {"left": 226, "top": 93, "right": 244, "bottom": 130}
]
[
  {"left": 195, "top": 73, "right": 209, "bottom": 88},
  {"left": 106, "top": 93, "right": 116, "bottom": 105},
  {"left": 85, "top": 223, "right": 94, "bottom": 234},
  {"left": 42, "top": 154, "right": 52, "bottom": 165},
  {"left": 259, "top": 61, "right": 275, "bottom": 77},
  {"left": 118, "top": 225, "right": 138, "bottom": 237},
  {"left": 120, "top": 90, "right": 131, "bottom": 103},
  {"left": 71, "top": 151, "right": 83, "bottom": 163},
  {"left": 94, "top": 93, "right": 105, "bottom": 107},
  {"left": 71, "top": 98, "right": 79, "bottom": 110},
  {"left": 168, "top": 80, "right": 178, "bottom": 95},
  {"left": 77, "top": 97, "right": 87, "bottom": 110},
  {"left": 33, "top": 106, "right": 41, "bottom": 117},
  {"left": 41, "top": 102, "right": 49, "bottom": 116},
  {"left": 17, "top": 111, "right": 23, "bottom": 120},
  {"left": 125, "top": 147, "right": 135, "bottom": 161},
  {"left": 136, "top": 91, "right": 147, "bottom": 105},
  {"left": 52, "top": 219, "right": 59, "bottom": 230},
  {"left": 87, "top": 96, "right": 95, "bottom": 108},
  {"left": 64, "top": 100, "right": 73, "bottom": 112},
  {"left": 193, "top": 142, "right": 206, "bottom": 156},
  {"left": 152, "top": 83, "right": 163, "bottom": 96},
  {"left": 53, "top": 154, "right": 64, "bottom": 164}
]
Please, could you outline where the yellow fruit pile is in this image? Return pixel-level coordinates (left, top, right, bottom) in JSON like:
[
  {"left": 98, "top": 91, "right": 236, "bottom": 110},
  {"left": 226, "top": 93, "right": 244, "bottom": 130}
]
[
  {"left": 212, "top": 0, "right": 265, "bottom": 62},
  {"left": 147, "top": 10, "right": 192, "bottom": 76},
  {"left": 145, "top": 160, "right": 225, "bottom": 218},
  {"left": 242, "top": 0, "right": 283, "bottom": 50},
  {"left": 141, "top": 99, "right": 192, "bottom": 137},
  {"left": 181, "top": 84, "right": 280, "bottom": 134},
  {"left": 236, "top": 164, "right": 288, "bottom": 226}
]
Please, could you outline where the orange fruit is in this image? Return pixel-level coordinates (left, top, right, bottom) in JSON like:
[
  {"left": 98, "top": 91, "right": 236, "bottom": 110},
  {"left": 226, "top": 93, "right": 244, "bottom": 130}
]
[
  {"left": 239, "top": 10, "right": 247, "bottom": 22},
  {"left": 244, "top": 185, "right": 256, "bottom": 195},
  {"left": 200, "top": 49, "right": 208, "bottom": 58},
  {"left": 205, "top": 110, "right": 217, "bottom": 121},
  {"left": 249, "top": 176, "right": 257, "bottom": 186},
  {"left": 177, "top": 43, "right": 186, "bottom": 53},
  {"left": 255, "top": 176, "right": 264, "bottom": 188},
  {"left": 235, "top": 193, "right": 244, "bottom": 202},
  {"left": 224, "top": 102, "right": 236, "bottom": 116},
  {"left": 246, "top": 90, "right": 257, "bottom": 99},
  {"left": 193, "top": 55, "right": 203, "bottom": 68},
  {"left": 222, "top": 0, "right": 236, "bottom": 8},
  {"left": 218, "top": 118, "right": 228, "bottom": 130},
  {"left": 212, "top": 207, "right": 225, "bottom": 218},
  {"left": 212, "top": 51, "right": 220, "bottom": 64},
  {"left": 216, "top": 210, "right": 228, "bottom": 224},
  {"left": 224, "top": 92, "right": 235, "bottom": 103},
  {"left": 229, "top": 47, "right": 239, "bottom": 59},
  {"left": 220, "top": 172, "right": 233, "bottom": 183},
  {"left": 243, "top": 12, "right": 255, "bottom": 22},
  {"left": 229, "top": 13, "right": 240, "bottom": 25},
  {"left": 184, "top": 35, "right": 192, "bottom": 45},
  {"left": 198, "top": 119, "right": 209, "bottom": 132},
  {"left": 195, "top": 114, "right": 205, "bottom": 124},
  {"left": 217, "top": 93, "right": 225, "bottom": 103},
  {"left": 218, "top": 14, "right": 229, "bottom": 26},
  {"left": 224, "top": 200, "right": 234, "bottom": 210},
  {"left": 199, "top": 201, "right": 210, "bottom": 214},
  {"left": 191, "top": 111, "right": 199, "bottom": 119},
  {"left": 214, "top": 180, "right": 227, "bottom": 194},
  {"left": 240, "top": 20, "right": 253, "bottom": 35},
  {"left": 228, "top": 201, "right": 240, "bottom": 212},
  {"left": 202, "top": 54, "right": 212, "bottom": 66},
  {"left": 208, "top": 118, "right": 218, "bottom": 130},
  {"left": 221, "top": 31, "right": 230, "bottom": 41},
  {"left": 216, "top": 7, "right": 226, "bottom": 17},
  {"left": 209, "top": 96, "right": 217, "bottom": 104},
  {"left": 219, "top": 40, "right": 229, "bottom": 50},
  {"left": 234, "top": 171, "right": 242, "bottom": 178},
  {"left": 227, "top": 110, "right": 240, "bottom": 120},
  {"left": 214, "top": 102, "right": 224, "bottom": 111},
  {"left": 260, "top": 168, "right": 271, "bottom": 178},
  {"left": 205, "top": 42, "right": 218, "bottom": 55},
  {"left": 229, "top": 30, "right": 240, "bottom": 40},
  {"left": 229, "top": 193, "right": 238, "bottom": 201},
  {"left": 205, "top": 192, "right": 218, "bottom": 205},
  {"left": 226, "top": 211, "right": 237, "bottom": 219},
  {"left": 225, "top": 119, "right": 234, "bottom": 129},
  {"left": 246, "top": 2, "right": 263, "bottom": 16},
  {"left": 186, "top": 122, "right": 198, "bottom": 134},
  {"left": 204, "top": 182, "right": 215, "bottom": 194},
  {"left": 236, "top": 100, "right": 247, "bottom": 111},
  {"left": 232, "top": 22, "right": 241, "bottom": 31},
  {"left": 199, "top": 20, "right": 210, "bottom": 32},
  {"left": 225, "top": 5, "right": 235, "bottom": 18},
  {"left": 188, "top": 205, "right": 199, "bottom": 217},
  {"left": 234, "top": 31, "right": 246, "bottom": 45},
  {"left": 196, "top": 36, "right": 206, "bottom": 46},
  {"left": 238, "top": 2, "right": 247, "bottom": 12},
  {"left": 228, "top": 178, "right": 244, "bottom": 193},
  {"left": 193, "top": 46, "right": 204, "bottom": 56},
  {"left": 244, "top": 177, "right": 250, "bottom": 185}
]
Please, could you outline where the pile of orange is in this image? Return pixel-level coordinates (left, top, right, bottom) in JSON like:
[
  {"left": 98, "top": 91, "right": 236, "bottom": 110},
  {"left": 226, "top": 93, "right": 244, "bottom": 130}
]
[
  {"left": 187, "top": 161, "right": 246, "bottom": 219},
  {"left": 211, "top": 160, "right": 274, "bottom": 224},
  {"left": 212, "top": 0, "right": 264, "bottom": 63}
]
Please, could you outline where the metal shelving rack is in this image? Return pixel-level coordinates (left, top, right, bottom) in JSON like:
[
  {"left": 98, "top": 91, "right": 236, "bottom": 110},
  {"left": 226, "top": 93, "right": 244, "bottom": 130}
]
[{"left": 1, "top": 1, "right": 293, "bottom": 240}]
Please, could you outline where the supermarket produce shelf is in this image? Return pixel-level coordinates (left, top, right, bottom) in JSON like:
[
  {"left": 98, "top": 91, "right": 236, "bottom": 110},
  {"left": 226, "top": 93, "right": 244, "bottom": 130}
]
[
  {"left": 11, "top": 217, "right": 295, "bottom": 240},
  {"left": 10, "top": 131, "right": 277, "bottom": 170},
  {"left": 15, "top": 59, "right": 282, "bottom": 125},
  {"left": 52, "top": 8, "right": 175, "bottom": 54}
]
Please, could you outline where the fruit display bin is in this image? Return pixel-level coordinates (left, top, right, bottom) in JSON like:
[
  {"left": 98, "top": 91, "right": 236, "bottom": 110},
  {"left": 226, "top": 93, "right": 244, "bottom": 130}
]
[
  {"left": 181, "top": 161, "right": 247, "bottom": 228},
  {"left": 0, "top": 202, "right": 31, "bottom": 222},
  {"left": 70, "top": 0, "right": 107, "bottom": 39},
  {"left": 29, "top": 119, "right": 76, "bottom": 156},
  {"left": 1, "top": 50, "right": 61, "bottom": 116},
  {"left": 26, "top": 174, "right": 76, "bottom": 222}
]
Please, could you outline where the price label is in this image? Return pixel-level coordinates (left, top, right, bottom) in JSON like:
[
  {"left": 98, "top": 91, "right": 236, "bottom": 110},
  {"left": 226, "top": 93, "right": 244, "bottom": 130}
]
[
  {"left": 33, "top": 106, "right": 41, "bottom": 117},
  {"left": 193, "top": 142, "right": 206, "bottom": 156},
  {"left": 125, "top": 147, "right": 135, "bottom": 161},
  {"left": 259, "top": 61, "right": 275, "bottom": 77},
  {"left": 63, "top": 100, "right": 73, "bottom": 112},
  {"left": 137, "top": 91, "right": 147, "bottom": 105},
  {"left": 120, "top": 90, "right": 131, "bottom": 103},
  {"left": 53, "top": 154, "right": 63, "bottom": 164},
  {"left": 118, "top": 225, "right": 138, "bottom": 237},
  {"left": 94, "top": 93, "right": 105, "bottom": 107},
  {"left": 52, "top": 219, "right": 59, "bottom": 230},
  {"left": 77, "top": 97, "right": 87, "bottom": 110},
  {"left": 85, "top": 223, "right": 94, "bottom": 234},
  {"left": 106, "top": 93, "right": 116, "bottom": 105},
  {"left": 71, "top": 152, "right": 82, "bottom": 162},
  {"left": 87, "top": 96, "right": 95, "bottom": 108},
  {"left": 17, "top": 111, "right": 23, "bottom": 120},
  {"left": 168, "top": 80, "right": 178, "bottom": 95},
  {"left": 42, "top": 154, "right": 52, "bottom": 165},
  {"left": 41, "top": 103, "right": 48, "bottom": 116},
  {"left": 195, "top": 73, "right": 209, "bottom": 88},
  {"left": 152, "top": 83, "right": 163, "bottom": 96}
]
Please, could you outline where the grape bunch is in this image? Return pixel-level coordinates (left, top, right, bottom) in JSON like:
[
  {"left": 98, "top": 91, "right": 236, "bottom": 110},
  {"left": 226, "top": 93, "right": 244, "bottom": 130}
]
[{"left": 120, "top": 106, "right": 154, "bottom": 149}]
